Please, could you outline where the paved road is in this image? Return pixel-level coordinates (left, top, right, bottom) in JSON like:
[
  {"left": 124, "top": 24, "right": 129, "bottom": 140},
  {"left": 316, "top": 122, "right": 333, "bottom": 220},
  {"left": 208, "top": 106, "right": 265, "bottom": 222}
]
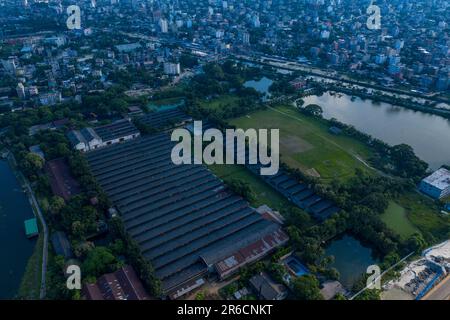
[{"left": 423, "top": 275, "right": 450, "bottom": 300}]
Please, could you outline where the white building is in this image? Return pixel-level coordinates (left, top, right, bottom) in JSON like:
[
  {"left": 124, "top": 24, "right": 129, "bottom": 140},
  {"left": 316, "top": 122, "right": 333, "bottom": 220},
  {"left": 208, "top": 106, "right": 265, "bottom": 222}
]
[
  {"left": 159, "top": 18, "right": 169, "bottom": 33},
  {"left": 419, "top": 168, "right": 450, "bottom": 199},
  {"left": 16, "top": 83, "right": 26, "bottom": 100},
  {"left": 67, "top": 119, "right": 140, "bottom": 152},
  {"left": 163, "top": 62, "right": 181, "bottom": 75},
  {"left": 39, "top": 91, "right": 62, "bottom": 106},
  {"left": 242, "top": 32, "right": 250, "bottom": 45}
]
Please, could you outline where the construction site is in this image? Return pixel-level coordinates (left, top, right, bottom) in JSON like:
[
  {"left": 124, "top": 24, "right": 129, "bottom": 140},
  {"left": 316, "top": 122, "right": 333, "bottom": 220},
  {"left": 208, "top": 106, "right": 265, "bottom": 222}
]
[{"left": 382, "top": 240, "right": 450, "bottom": 300}]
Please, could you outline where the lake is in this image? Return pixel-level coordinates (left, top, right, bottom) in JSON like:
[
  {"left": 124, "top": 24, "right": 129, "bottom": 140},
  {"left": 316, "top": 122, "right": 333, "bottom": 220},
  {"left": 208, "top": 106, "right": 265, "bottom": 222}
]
[
  {"left": 325, "top": 235, "right": 379, "bottom": 289},
  {"left": 244, "top": 77, "right": 273, "bottom": 99},
  {"left": 303, "top": 92, "right": 450, "bottom": 169},
  {"left": 0, "top": 160, "right": 36, "bottom": 299}
]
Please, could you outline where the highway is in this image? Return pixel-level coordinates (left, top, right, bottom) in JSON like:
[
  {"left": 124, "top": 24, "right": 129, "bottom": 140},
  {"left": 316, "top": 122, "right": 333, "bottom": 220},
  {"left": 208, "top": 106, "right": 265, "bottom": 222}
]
[{"left": 423, "top": 275, "right": 450, "bottom": 300}]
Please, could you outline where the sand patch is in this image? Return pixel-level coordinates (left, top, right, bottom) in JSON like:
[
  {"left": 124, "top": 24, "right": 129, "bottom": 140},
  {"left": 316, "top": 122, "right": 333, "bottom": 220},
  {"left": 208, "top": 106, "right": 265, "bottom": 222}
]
[
  {"left": 306, "top": 168, "right": 321, "bottom": 178},
  {"left": 280, "top": 135, "right": 313, "bottom": 153}
]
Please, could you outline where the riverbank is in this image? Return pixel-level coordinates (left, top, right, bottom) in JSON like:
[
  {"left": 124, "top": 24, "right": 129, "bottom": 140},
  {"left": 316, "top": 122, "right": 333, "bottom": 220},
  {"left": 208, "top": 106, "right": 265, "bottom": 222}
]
[
  {"left": 322, "top": 85, "right": 450, "bottom": 119},
  {"left": 302, "top": 92, "right": 450, "bottom": 169},
  {"left": 18, "top": 232, "right": 44, "bottom": 299},
  {"left": 3, "top": 151, "right": 48, "bottom": 299},
  {"left": 0, "top": 159, "right": 36, "bottom": 299}
]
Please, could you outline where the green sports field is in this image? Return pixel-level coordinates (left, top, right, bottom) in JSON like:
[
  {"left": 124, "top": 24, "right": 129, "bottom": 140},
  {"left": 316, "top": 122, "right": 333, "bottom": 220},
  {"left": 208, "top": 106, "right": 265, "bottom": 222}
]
[{"left": 230, "top": 105, "right": 373, "bottom": 183}]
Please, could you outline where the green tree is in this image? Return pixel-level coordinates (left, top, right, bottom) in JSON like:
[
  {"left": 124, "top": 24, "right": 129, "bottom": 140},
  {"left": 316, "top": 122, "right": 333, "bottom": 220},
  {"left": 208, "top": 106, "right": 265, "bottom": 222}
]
[
  {"left": 49, "top": 196, "right": 65, "bottom": 215},
  {"left": 302, "top": 104, "right": 323, "bottom": 117},
  {"left": 82, "top": 246, "right": 117, "bottom": 278},
  {"left": 292, "top": 274, "right": 323, "bottom": 300},
  {"left": 405, "top": 233, "right": 427, "bottom": 254}
]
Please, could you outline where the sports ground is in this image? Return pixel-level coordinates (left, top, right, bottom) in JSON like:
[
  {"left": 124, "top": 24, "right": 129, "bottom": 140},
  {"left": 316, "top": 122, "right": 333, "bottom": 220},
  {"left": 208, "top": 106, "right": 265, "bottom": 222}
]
[{"left": 230, "top": 105, "right": 373, "bottom": 183}]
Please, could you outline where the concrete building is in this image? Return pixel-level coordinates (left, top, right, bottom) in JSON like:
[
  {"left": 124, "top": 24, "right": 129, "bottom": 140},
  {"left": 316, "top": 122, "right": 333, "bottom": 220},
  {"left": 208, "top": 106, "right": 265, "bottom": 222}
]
[
  {"left": 16, "top": 83, "right": 25, "bottom": 100},
  {"left": 85, "top": 134, "right": 288, "bottom": 299},
  {"left": 249, "top": 272, "right": 288, "bottom": 300},
  {"left": 39, "top": 91, "right": 62, "bottom": 106},
  {"left": 67, "top": 119, "right": 140, "bottom": 152},
  {"left": 84, "top": 265, "right": 150, "bottom": 300},
  {"left": 163, "top": 62, "right": 181, "bottom": 75},
  {"left": 159, "top": 18, "right": 169, "bottom": 33},
  {"left": 419, "top": 168, "right": 450, "bottom": 199}
]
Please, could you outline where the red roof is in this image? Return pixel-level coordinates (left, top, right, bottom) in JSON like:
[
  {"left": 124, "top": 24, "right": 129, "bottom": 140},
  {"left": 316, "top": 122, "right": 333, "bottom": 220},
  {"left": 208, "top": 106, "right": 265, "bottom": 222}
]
[
  {"left": 215, "top": 228, "right": 289, "bottom": 279},
  {"left": 84, "top": 265, "right": 151, "bottom": 300},
  {"left": 45, "top": 158, "right": 81, "bottom": 201}
]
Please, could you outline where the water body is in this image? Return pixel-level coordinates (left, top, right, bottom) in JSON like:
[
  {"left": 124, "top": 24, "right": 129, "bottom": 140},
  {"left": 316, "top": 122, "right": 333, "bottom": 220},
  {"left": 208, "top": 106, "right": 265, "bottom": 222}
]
[
  {"left": 148, "top": 99, "right": 185, "bottom": 112},
  {"left": 303, "top": 92, "right": 450, "bottom": 169},
  {"left": 0, "top": 160, "right": 36, "bottom": 299},
  {"left": 244, "top": 77, "right": 273, "bottom": 99},
  {"left": 325, "top": 235, "right": 379, "bottom": 289}
]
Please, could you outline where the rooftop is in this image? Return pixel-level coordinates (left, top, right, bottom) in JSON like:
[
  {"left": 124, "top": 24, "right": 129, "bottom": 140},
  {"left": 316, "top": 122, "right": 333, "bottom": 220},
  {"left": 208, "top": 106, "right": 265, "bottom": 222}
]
[
  {"left": 422, "top": 168, "right": 450, "bottom": 190},
  {"left": 85, "top": 133, "right": 284, "bottom": 295},
  {"left": 84, "top": 265, "right": 151, "bottom": 300},
  {"left": 93, "top": 119, "right": 139, "bottom": 142},
  {"left": 24, "top": 218, "right": 38, "bottom": 237}
]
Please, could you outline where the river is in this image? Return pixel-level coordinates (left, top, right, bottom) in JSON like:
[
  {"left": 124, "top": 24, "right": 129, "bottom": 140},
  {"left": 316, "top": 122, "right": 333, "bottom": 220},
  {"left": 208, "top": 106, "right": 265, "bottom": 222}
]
[
  {"left": 303, "top": 92, "right": 450, "bottom": 169},
  {"left": 0, "top": 160, "right": 36, "bottom": 299}
]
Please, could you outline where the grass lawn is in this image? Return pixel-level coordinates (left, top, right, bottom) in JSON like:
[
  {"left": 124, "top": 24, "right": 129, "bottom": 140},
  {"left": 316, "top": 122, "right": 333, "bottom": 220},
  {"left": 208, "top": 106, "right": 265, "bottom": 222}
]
[
  {"left": 229, "top": 105, "right": 373, "bottom": 183},
  {"left": 199, "top": 95, "right": 241, "bottom": 111},
  {"left": 18, "top": 232, "right": 43, "bottom": 299},
  {"left": 396, "top": 192, "right": 450, "bottom": 241},
  {"left": 208, "top": 164, "right": 292, "bottom": 211},
  {"left": 381, "top": 201, "right": 419, "bottom": 239}
]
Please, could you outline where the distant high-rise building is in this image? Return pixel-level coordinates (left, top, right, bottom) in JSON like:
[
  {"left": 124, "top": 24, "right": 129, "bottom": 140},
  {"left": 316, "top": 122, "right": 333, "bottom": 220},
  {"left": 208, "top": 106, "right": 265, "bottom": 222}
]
[
  {"left": 389, "top": 55, "right": 401, "bottom": 66},
  {"left": 159, "top": 18, "right": 169, "bottom": 33},
  {"left": 252, "top": 15, "right": 260, "bottom": 28},
  {"left": 16, "top": 83, "right": 26, "bottom": 100},
  {"left": 243, "top": 31, "right": 250, "bottom": 45},
  {"left": 163, "top": 62, "right": 181, "bottom": 75},
  {"left": 1, "top": 58, "right": 17, "bottom": 74}
]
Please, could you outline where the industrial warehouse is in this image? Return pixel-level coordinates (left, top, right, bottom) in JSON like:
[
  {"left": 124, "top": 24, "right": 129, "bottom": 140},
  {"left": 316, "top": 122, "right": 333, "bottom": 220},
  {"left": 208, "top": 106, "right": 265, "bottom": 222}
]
[
  {"left": 85, "top": 133, "right": 288, "bottom": 299},
  {"left": 246, "top": 162, "right": 341, "bottom": 222}
]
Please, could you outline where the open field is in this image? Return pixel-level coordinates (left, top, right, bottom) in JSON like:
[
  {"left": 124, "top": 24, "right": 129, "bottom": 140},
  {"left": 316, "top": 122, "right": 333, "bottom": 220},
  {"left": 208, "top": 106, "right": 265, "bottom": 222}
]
[
  {"left": 381, "top": 201, "right": 419, "bottom": 239},
  {"left": 208, "top": 164, "right": 292, "bottom": 211},
  {"left": 397, "top": 193, "right": 450, "bottom": 240},
  {"left": 230, "top": 105, "right": 373, "bottom": 183},
  {"left": 199, "top": 95, "right": 241, "bottom": 111}
]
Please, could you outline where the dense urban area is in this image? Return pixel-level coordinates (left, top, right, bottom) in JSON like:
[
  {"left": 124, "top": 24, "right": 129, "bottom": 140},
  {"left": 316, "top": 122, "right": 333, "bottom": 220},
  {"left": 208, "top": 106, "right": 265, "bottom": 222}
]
[{"left": 0, "top": 0, "right": 449, "bottom": 302}]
